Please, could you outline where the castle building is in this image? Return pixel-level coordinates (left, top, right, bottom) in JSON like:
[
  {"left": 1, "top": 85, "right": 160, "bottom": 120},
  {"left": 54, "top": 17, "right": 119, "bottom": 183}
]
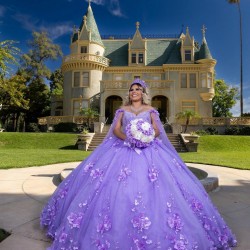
[{"left": 53, "top": 3, "right": 216, "bottom": 125}]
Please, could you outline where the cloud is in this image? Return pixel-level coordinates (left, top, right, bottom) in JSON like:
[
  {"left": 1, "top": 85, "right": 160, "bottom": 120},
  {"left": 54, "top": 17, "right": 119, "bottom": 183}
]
[
  {"left": 0, "top": 5, "right": 6, "bottom": 17},
  {"left": 12, "top": 13, "right": 38, "bottom": 31},
  {"left": 108, "top": 0, "right": 124, "bottom": 17},
  {"left": 231, "top": 96, "right": 250, "bottom": 116},
  {"left": 85, "top": 0, "right": 105, "bottom": 5},
  {"left": 41, "top": 23, "right": 73, "bottom": 40},
  {"left": 12, "top": 13, "right": 72, "bottom": 40},
  {"left": 85, "top": 0, "right": 125, "bottom": 17}
]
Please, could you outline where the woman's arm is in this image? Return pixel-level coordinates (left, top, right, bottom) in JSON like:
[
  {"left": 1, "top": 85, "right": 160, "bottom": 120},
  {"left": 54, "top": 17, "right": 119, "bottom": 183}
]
[{"left": 113, "top": 112, "right": 126, "bottom": 140}]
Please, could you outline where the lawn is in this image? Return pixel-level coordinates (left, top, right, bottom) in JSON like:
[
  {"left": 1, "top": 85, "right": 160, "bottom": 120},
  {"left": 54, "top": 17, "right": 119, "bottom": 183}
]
[
  {"left": 0, "top": 132, "right": 89, "bottom": 169},
  {"left": 0, "top": 133, "right": 249, "bottom": 170},
  {"left": 180, "top": 135, "right": 250, "bottom": 170}
]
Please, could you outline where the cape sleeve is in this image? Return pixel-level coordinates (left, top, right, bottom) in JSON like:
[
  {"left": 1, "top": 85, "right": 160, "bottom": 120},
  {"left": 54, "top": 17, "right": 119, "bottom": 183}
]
[
  {"left": 104, "top": 109, "right": 124, "bottom": 141},
  {"left": 149, "top": 109, "right": 176, "bottom": 152}
]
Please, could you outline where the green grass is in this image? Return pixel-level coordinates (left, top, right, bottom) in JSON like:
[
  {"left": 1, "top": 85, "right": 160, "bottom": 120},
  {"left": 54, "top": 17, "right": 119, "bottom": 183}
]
[
  {"left": 0, "top": 133, "right": 250, "bottom": 170},
  {"left": 180, "top": 135, "right": 250, "bottom": 170},
  {"left": 0, "top": 133, "right": 90, "bottom": 169}
]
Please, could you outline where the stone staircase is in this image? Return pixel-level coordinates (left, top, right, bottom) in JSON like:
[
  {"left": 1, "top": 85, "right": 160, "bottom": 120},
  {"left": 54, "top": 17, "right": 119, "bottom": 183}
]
[{"left": 88, "top": 131, "right": 187, "bottom": 152}]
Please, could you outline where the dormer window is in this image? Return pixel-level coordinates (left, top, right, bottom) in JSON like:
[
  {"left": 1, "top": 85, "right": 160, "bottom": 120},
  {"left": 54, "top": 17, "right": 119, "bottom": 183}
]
[
  {"left": 130, "top": 52, "right": 145, "bottom": 64},
  {"left": 185, "top": 50, "right": 191, "bottom": 61},
  {"left": 81, "top": 46, "right": 87, "bottom": 53}
]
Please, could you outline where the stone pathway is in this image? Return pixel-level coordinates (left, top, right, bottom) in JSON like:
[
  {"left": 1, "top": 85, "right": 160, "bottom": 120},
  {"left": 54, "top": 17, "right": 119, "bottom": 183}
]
[{"left": 0, "top": 162, "right": 249, "bottom": 249}]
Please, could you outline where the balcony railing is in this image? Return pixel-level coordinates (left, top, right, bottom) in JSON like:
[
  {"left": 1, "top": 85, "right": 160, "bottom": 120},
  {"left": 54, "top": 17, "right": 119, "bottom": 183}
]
[
  {"left": 177, "top": 117, "right": 250, "bottom": 126},
  {"left": 39, "top": 116, "right": 250, "bottom": 127},
  {"left": 102, "top": 80, "right": 171, "bottom": 90},
  {"left": 63, "top": 53, "right": 110, "bottom": 67},
  {"left": 38, "top": 116, "right": 99, "bottom": 125}
]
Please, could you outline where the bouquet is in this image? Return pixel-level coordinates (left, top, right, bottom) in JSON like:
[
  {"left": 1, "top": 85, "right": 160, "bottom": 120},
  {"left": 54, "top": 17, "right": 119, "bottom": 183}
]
[{"left": 125, "top": 118, "right": 155, "bottom": 148}]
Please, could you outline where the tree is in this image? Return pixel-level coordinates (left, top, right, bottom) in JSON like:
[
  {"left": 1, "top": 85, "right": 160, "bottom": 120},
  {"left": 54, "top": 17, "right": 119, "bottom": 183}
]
[
  {"left": 175, "top": 110, "right": 200, "bottom": 133},
  {"left": 20, "top": 31, "right": 63, "bottom": 125},
  {"left": 0, "top": 73, "right": 29, "bottom": 131},
  {"left": 79, "top": 107, "right": 99, "bottom": 131},
  {"left": 0, "top": 40, "right": 20, "bottom": 78},
  {"left": 212, "top": 79, "right": 239, "bottom": 117},
  {"left": 49, "top": 69, "right": 63, "bottom": 96},
  {"left": 228, "top": 0, "right": 243, "bottom": 116}
]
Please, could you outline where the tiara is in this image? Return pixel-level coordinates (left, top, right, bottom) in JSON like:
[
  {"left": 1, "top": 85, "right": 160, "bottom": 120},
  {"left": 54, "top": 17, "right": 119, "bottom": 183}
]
[{"left": 131, "top": 78, "right": 147, "bottom": 89}]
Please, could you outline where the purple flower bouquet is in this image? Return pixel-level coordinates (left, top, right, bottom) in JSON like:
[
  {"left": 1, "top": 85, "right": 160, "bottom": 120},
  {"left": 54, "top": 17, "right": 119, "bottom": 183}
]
[{"left": 125, "top": 118, "right": 155, "bottom": 148}]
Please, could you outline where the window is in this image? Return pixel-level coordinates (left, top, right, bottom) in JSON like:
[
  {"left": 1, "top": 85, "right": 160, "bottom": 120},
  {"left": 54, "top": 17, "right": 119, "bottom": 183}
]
[
  {"left": 152, "top": 75, "right": 161, "bottom": 80},
  {"left": 207, "top": 72, "right": 213, "bottom": 88},
  {"left": 133, "top": 75, "right": 141, "bottom": 79},
  {"left": 139, "top": 53, "right": 144, "bottom": 63},
  {"left": 82, "top": 72, "right": 89, "bottom": 87},
  {"left": 200, "top": 72, "right": 213, "bottom": 88},
  {"left": 185, "top": 50, "right": 191, "bottom": 61},
  {"left": 182, "top": 101, "right": 196, "bottom": 112},
  {"left": 181, "top": 73, "right": 187, "bottom": 88},
  {"left": 73, "top": 71, "right": 89, "bottom": 87},
  {"left": 114, "top": 74, "right": 123, "bottom": 81},
  {"left": 81, "top": 46, "right": 87, "bottom": 53},
  {"left": 189, "top": 73, "right": 196, "bottom": 88},
  {"left": 74, "top": 72, "right": 80, "bottom": 87},
  {"left": 132, "top": 53, "right": 136, "bottom": 63},
  {"left": 73, "top": 100, "right": 81, "bottom": 115}
]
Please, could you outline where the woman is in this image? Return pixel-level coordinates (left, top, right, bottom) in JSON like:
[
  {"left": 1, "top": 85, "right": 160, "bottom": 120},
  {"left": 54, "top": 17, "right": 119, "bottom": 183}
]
[{"left": 41, "top": 79, "right": 237, "bottom": 249}]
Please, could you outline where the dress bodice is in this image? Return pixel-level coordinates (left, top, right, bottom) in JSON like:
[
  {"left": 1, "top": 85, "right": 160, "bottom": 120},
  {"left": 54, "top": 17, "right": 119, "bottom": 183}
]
[{"left": 122, "top": 110, "right": 152, "bottom": 129}]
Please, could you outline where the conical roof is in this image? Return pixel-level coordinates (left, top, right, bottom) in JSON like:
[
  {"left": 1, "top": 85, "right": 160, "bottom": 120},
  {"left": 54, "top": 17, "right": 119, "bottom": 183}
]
[
  {"left": 199, "top": 38, "right": 213, "bottom": 59},
  {"left": 77, "top": 5, "right": 103, "bottom": 46}
]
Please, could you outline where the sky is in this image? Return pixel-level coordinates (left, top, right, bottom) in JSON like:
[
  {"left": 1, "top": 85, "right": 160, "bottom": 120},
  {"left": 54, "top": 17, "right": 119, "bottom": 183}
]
[{"left": 0, "top": 0, "right": 249, "bottom": 116}]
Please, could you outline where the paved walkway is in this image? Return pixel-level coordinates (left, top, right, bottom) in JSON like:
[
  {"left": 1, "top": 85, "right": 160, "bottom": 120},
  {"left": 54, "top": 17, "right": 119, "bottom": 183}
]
[{"left": 0, "top": 162, "right": 250, "bottom": 250}]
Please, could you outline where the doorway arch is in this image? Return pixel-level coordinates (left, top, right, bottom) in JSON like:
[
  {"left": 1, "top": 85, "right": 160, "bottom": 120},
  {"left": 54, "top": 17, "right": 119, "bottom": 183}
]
[
  {"left": 105, "top": 95, "right": 123, "bottom": 124},
  {"left": 151, "top": 95, "right": 169, "bottom": 122}
]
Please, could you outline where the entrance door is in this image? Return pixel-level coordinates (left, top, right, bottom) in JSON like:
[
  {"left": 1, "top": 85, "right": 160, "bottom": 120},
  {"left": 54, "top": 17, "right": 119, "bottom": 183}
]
[
  {"left": 105, "top": 96, "right": 123, "bottom": 124},
  {"left": 152, "top": 96, "right": 168, "bottom": 122}
]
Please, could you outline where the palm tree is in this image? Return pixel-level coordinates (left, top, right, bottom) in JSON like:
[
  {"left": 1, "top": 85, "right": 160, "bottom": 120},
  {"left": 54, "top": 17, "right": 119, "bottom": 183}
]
[
  {"left": 175, "top": 110, "right": 200, "bottom": 133},
  {"left": 228, "top": 0, "right": 243, "bottom": 116}
]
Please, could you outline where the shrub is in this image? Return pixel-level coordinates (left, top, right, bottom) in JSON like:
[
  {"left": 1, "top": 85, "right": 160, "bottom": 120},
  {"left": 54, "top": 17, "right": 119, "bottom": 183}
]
[
  {"left": 238, "top": 126, "right": 250, "bottom": 135},
  {"left": 194, "top": 130, "right": 208, "bottom": 136},
  {"left": 205, "top": 127, "right": 218, "bottom": 135},
  {"left": 53, "top": 122, "right": 78, "bottom": 132},
  {"left": 26, "top": 123, "right": 40, "bottom": 132},
  {"left": 225, "top": 126, "right": 240, "bottom": 135}
]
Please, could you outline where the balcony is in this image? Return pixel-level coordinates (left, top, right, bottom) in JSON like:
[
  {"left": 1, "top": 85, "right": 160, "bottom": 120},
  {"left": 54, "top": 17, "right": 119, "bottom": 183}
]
[
  {"left": 62, "top": 53, "right": 110, "bottom": 71},
  {"left": 102, "top": 80, "right": 171, "bottom": 90}
]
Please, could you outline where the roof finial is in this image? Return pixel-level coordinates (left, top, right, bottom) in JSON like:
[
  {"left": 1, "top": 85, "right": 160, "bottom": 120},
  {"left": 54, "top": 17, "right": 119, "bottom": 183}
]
[
  {"left": 202, "top": 24, "right": 207, "bottom": 39},
  {"left": 136, "top": 21, "right": 140, "bottom": 30},
  {"left": 83, "top": 15, "right": 87, "bottom": 25},
  {"left": 88, "top": 0, "right": 91, "bottom": 7},
  {"left": 186, "top": 26, "right": 189, "bottom": 34}
]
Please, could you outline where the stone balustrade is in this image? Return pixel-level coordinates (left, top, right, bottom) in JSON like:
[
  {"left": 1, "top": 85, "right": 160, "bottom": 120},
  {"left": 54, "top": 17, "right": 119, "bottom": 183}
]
[{"left": 62, "top": 53, "right": 109, "bottom": 67}]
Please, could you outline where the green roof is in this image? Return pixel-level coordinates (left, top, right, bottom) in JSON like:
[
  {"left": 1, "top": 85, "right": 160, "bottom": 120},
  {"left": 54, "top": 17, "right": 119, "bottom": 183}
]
[
  {"left": 198, "top": 38, "right": 213, "bottom": 60},
  {"left": 103, "top": 40, "right": 129, "bottom": 66},
  {"left": 147, "top": 39, "right": 179, "bottom": 65},
  {"left": 103, "top": 39, "right": 183, "bottom": 66}
]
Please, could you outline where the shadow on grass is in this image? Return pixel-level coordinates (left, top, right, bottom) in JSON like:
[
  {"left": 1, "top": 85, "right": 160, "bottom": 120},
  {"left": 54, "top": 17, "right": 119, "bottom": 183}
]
[{"left": 59, "top": 145, "right": 78, "bottom": 150}]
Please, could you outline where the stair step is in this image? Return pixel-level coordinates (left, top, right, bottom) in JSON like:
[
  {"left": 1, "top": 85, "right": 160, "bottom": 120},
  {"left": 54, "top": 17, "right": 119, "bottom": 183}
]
[{"left": 88, "top": 132, "right": 187, "bottom": 152}]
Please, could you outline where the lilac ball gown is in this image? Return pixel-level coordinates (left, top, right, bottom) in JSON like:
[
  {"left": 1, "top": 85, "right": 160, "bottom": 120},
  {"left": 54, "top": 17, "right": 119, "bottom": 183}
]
[{"left": 41, "top": 109, "right": 237, "bottom": 250}]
